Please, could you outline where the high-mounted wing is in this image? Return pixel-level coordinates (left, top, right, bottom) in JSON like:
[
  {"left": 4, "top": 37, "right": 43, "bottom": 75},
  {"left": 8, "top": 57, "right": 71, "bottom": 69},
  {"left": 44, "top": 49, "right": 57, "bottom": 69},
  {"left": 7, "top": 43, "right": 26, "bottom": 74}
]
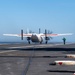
[
  {"left": 41, "top": 33, "right": 73, "bottom": 37},
  {"left": 3, "top": 33, "right": 32, "bottom": 37}
]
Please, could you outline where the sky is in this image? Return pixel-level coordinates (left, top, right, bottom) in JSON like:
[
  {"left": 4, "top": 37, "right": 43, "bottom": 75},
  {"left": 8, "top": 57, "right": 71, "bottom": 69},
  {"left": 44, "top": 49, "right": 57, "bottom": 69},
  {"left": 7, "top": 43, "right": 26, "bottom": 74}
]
[{"left": 0, "top": 0, "right": 75, "bottom": 42}]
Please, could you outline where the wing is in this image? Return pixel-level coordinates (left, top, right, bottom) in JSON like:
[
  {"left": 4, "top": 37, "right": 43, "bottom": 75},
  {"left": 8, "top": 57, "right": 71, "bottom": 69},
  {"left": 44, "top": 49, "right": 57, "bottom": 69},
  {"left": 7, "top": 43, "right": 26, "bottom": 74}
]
[
  {"left": 3, "top": 33, "right": 32, "bottom": 37},
  {"left": 40, "top": 33, "right": 73, "bottom": 37}
]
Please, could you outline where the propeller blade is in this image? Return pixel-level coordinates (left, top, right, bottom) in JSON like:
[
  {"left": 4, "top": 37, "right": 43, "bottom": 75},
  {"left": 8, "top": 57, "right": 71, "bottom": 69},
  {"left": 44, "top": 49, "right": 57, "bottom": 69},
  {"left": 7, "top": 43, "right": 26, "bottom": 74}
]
[
  {"left": 45, "top": 29, "right": 47, "bottom": 37},
  {"left": 21, "top": 29, "right": 23, "bottom": 40},
  {"left": 45, "top": 29, "right": 53, "bottom": 43},
  {"left": 45, "top": 29, "right": 48, "bottom": 44}
]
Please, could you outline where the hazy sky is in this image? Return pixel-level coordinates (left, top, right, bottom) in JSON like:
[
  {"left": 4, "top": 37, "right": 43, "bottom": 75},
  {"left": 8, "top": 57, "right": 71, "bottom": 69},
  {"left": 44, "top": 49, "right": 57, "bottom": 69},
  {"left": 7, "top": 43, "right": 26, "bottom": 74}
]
[{"left": 0, "top": 0, "right": 74, "bottom": 42}]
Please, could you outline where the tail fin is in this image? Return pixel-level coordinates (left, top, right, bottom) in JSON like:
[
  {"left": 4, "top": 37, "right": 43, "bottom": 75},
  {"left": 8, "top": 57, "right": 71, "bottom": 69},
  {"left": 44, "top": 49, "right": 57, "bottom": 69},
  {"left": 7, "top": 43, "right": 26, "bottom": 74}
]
[
  {"left": 27, "top": 28, "right": 29, "bottom": 33},
  {"left": 26, "top": 28, "right": 29, "bottom": 34},
  {"left": 26, "top": 28, "right": 33, "bottom": 34}
]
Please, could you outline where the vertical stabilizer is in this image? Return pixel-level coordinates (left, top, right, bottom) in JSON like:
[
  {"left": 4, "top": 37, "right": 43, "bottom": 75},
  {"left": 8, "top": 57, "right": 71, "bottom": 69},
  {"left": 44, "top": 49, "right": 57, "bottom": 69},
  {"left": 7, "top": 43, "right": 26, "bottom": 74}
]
[{"left": 26, "top": 28, "right": 29, "bottom": 34}]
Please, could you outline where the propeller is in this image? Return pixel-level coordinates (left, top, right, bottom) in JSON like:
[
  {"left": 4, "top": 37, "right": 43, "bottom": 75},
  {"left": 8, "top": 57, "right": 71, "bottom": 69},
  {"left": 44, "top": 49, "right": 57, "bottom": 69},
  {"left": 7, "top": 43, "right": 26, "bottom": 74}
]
[
  {"left": 45, "top": 29, "right": 53, "bottom": 44},
  {"left": 45, "top": 29, "right": 49, "bottom": 44},
  {"left": 21, "top": 29, "right": 23, "bottom": 40},
  {"left": 26, "top": 29, "right": 31, "bottom": 44},
  {"left": 48, "top": 30, "right": 53, "bottom": 39},
  {"left": 21, "top": 29, "right": 31, "bottom": 44}
]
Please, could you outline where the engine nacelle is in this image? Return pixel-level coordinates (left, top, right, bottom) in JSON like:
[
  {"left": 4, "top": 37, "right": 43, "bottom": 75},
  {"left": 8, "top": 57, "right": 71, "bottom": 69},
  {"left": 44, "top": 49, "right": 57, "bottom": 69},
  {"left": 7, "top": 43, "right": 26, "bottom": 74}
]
[
  {"left": 45, "top": 37, "right": 50, "bottom": 40},
  {"left": 27, "top": 37, "right": 31, "bottom": 40}
]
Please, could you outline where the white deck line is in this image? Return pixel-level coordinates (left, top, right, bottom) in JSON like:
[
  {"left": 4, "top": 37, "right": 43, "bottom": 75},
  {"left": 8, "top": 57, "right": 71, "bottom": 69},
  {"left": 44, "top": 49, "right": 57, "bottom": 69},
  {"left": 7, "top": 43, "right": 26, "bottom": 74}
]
[{"left": 0, "top": 50, "right": 17, "bottom": 53}]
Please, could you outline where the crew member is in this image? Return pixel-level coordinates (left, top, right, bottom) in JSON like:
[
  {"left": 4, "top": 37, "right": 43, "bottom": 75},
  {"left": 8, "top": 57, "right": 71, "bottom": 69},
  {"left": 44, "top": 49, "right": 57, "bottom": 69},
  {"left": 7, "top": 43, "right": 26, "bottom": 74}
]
[{"left": 62, "top": 37, "right": 66, "bottom": 45}]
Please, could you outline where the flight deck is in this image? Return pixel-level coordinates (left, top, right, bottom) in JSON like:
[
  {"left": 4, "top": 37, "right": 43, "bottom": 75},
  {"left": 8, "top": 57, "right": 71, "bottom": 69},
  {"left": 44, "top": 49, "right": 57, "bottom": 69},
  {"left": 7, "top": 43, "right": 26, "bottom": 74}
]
[{"left": 0, "top": 43, "right": 75, "bottom": 75}]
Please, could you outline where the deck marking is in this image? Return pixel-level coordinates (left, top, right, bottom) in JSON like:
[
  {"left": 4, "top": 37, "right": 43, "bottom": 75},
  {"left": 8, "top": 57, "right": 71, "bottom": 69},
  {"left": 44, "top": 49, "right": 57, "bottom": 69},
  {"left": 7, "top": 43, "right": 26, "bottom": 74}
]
[{"left": 0, "top": 50, "right": 17, "bottom": 53}]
